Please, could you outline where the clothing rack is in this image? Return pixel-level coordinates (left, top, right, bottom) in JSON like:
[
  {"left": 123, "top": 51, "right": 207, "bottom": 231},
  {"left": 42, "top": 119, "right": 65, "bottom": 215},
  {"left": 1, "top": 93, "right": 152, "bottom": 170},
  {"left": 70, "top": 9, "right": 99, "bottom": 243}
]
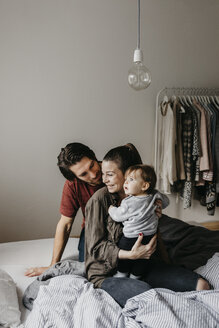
[{"left": 154, "top": 87, "right": 219, "bottom": 175}]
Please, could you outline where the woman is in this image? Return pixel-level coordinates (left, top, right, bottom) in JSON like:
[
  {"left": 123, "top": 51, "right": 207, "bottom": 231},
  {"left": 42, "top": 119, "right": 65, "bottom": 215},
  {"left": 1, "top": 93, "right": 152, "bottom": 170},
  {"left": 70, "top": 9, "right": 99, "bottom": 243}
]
[{"left": 85, "top": 143, "right": 210, "bottom": 307}]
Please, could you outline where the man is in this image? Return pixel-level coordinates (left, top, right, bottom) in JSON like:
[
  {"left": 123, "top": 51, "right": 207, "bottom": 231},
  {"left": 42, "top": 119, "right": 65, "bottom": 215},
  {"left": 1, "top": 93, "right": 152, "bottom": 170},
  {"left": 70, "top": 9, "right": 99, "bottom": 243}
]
[{"left": 25, "top": 143, "right": 104, "bottom": 277}]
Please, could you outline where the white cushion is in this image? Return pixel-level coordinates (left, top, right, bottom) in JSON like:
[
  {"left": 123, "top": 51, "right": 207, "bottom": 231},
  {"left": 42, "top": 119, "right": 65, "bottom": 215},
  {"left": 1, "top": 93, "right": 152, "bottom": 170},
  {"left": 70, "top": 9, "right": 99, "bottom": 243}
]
[{"left": 0, "top": 268, "right": 21, "bottom": 327}]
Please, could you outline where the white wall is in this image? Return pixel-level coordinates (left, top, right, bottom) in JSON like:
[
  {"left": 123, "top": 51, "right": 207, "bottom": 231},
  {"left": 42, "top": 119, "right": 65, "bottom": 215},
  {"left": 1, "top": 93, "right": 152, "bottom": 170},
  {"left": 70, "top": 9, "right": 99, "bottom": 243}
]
[{"left": 0, "top": 0, "right": 219, "bottom": 242}]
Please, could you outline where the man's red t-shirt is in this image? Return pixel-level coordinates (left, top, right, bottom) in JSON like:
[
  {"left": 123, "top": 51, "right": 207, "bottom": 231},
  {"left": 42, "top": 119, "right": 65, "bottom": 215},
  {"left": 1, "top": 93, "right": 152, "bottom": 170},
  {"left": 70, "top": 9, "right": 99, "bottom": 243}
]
[{"left": 60, "top": 178, "right": 104, "bottom": 229}]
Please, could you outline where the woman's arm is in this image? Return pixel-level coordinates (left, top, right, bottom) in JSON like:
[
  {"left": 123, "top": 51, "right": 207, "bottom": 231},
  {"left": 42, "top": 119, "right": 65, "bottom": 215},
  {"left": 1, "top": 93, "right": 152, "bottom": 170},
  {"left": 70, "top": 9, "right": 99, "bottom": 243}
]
[
  {"left": 118, "top": 234, "right": 157, "bottom": 260},
  {"left": 85, "top": 196, "right": 120, "bottom": 275}
]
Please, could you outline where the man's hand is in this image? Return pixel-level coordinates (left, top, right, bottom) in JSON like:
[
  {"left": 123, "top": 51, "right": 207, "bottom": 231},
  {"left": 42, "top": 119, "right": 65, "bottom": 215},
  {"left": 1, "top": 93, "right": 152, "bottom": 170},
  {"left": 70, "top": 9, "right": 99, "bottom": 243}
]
[
  {"left": 155, "top": 199, "right": 162, "bottom": 218},
  {"left": 24, "top": 266, "right": 50, "bottom": 277},
  {"left": 130, "top": 233, "right": 157, "bottom": 260}
]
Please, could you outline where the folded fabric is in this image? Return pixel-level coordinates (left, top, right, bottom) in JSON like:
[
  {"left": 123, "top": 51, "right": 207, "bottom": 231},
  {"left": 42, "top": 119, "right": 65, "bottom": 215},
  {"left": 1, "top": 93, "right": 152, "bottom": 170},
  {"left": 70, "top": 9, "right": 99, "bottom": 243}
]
[
  {"left": 0, "top": 268, "right": 21, "bottom": 327},
  {"left": 159, "top": 215, "right": 219, "bottom": 270},
  {"left": 23, "top": 260, "right": 85, "bottom": 310},
  {"left": 195, "top": 252, "right": 219, "bottom": 289}
]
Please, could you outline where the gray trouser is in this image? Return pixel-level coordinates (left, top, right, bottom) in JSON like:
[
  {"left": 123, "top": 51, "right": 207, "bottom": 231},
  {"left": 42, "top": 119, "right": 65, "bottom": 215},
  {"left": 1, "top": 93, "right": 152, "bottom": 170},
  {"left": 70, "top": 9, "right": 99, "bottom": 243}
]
[{"left": 101, "top": 277, "right": 151, "bottom": 307}]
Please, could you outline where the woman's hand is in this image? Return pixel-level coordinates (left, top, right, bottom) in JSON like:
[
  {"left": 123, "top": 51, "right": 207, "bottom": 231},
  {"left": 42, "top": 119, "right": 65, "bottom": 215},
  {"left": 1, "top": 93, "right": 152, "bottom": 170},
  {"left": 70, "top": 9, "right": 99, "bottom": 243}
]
[
  {"left": 155, "top": 199, "right": 162, "bottom": 218},
  {"left": 129, "top": 233, "right": 157, "bottom": 260},
  {"left": 24, "top": 266, "right": 50, "bottom": 277}
]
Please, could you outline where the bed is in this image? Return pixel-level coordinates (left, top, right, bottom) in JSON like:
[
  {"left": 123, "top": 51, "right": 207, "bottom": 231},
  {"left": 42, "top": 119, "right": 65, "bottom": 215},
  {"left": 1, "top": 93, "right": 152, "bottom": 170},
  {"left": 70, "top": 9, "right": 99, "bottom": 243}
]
[
  {"left": 0, "top": 237, "right": 79, "bottom": 326},
  {"left": 0, "top": 216, "right": 219, "bottom": 327}
]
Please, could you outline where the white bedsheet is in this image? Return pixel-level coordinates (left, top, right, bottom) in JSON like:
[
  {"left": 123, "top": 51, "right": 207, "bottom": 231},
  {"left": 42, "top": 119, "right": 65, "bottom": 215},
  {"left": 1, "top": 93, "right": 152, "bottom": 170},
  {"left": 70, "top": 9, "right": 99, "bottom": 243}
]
[{"left": 0, "top": 238, "right": 79, "bottom": 324}]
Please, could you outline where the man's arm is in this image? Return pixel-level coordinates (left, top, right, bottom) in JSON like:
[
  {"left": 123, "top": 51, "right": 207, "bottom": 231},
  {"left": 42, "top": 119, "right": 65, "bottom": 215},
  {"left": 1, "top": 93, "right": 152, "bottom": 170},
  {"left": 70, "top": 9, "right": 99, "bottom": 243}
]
[
  {"left": 25, "top": 215, "right": 74, "bottom": 277},
  {"left": 50, "top": 215, "right": 74, "bottom": 265}
]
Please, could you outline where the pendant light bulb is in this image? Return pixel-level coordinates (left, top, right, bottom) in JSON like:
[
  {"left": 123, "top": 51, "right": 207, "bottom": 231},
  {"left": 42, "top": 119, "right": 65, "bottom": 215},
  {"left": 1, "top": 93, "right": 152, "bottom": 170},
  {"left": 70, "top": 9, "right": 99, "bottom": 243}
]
[
  {"left": 128, "top": 49, "right": 151, "bottom": 90},
  {"left": 128, "top": 0, "right": 151, "bottom": 90}
]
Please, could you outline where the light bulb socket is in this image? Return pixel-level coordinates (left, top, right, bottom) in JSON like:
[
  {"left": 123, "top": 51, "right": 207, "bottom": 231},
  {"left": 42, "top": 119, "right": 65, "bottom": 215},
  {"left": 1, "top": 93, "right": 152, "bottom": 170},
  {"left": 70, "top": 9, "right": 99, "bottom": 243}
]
[{"left": 133, "top": 49, "right": 143, "bottom": 62}]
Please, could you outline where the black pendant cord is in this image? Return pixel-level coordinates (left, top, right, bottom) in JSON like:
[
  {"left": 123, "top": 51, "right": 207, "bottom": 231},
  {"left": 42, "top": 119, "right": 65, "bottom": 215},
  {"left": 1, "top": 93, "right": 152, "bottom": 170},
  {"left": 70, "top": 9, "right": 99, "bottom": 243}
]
[{"left": 137, "top": 0, "right": 140, "bottom": 49}]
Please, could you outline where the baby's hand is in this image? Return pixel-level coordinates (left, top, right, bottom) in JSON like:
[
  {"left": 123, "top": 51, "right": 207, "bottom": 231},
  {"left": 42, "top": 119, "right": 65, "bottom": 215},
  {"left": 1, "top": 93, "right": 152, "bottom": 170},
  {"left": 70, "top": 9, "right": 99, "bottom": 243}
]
[{"left": 108, "top": 205, "right": 114, "bottom": 213}]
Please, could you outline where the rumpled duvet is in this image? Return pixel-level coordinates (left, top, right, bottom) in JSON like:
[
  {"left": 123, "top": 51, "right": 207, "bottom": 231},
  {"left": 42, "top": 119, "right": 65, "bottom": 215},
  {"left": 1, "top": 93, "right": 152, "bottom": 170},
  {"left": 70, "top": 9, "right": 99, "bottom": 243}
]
[
  {"left": 23, "top": 260, "right": 85, "bottom": 310},
  {"left": 25, "top": 274, "right": 219, "bottom": 328}
]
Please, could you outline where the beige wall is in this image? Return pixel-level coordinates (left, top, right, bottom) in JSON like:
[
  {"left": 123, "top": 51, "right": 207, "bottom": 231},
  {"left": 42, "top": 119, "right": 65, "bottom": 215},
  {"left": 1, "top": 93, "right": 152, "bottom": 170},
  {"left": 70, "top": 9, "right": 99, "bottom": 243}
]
[{"left": 0, "top": 0, "right": 219, "bottom": 242}]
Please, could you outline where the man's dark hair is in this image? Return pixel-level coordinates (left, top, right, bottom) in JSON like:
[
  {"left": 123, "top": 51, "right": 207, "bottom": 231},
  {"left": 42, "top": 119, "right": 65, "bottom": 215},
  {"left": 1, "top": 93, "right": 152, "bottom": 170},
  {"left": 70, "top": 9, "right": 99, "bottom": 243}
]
[{"left": 57, "top": 143, "right": 97, "bottom": 180}]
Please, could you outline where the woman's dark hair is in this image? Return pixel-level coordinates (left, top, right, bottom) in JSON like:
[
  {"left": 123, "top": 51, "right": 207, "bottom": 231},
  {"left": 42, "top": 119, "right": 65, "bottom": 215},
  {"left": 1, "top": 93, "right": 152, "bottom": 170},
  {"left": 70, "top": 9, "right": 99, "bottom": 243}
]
[
  {"left": 57, "top": 143, "right": 97, "bottom": 180},
  {"left": 126, "top": 164, "right": 157, "bottom": 194},
  {"left": 103, "top": 143, "right": 142, "bottom": 174}
]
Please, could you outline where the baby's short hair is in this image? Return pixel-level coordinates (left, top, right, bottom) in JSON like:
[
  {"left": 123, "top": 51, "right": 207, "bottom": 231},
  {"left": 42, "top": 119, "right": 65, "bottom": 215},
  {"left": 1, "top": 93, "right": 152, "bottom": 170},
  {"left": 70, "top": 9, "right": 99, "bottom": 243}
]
[{"left": 125, "top": 164, "right": 157, "bottom": 194}]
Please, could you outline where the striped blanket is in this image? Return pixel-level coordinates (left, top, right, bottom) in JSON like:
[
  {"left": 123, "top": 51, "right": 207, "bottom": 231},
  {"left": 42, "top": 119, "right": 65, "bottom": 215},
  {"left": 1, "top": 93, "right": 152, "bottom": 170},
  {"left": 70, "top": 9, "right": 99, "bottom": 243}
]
[{"left": 25, "top": 254, "right": 219, "bottom": 328}]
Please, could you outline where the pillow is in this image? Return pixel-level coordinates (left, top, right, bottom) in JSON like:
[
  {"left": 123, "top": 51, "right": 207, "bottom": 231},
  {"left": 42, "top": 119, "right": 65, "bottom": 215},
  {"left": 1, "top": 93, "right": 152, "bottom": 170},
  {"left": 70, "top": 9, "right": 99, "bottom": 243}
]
[
  {"left": 0, "top": 268, "right": 21, "bottom": 327},
  {"left": 195, "top": 252, "right": 219, "bottom": 289}
]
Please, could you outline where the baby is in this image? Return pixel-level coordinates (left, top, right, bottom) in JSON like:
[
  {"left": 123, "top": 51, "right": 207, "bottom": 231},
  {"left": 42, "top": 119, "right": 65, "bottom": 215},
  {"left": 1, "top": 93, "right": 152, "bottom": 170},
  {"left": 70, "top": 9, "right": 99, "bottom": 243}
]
[{"left": 109, "top": 164, "right": 169, "bottom": 279}]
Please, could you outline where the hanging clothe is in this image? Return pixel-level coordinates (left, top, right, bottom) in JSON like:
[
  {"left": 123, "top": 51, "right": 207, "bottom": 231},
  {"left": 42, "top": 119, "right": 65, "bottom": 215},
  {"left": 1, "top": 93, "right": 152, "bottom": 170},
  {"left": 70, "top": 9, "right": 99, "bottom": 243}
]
[
  {"left": 156, "top": 91, "right": 219, "bottom": 216},
  {"left": 157, "top": 96, "right": 177, "bottom": 194}
]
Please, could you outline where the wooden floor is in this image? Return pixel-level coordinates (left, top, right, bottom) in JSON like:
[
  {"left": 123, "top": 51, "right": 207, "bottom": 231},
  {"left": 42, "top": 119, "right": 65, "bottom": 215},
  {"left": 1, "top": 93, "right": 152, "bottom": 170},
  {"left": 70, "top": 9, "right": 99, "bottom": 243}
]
[{"left": 201, "top": 221, "right": 219, "bottom": 231}]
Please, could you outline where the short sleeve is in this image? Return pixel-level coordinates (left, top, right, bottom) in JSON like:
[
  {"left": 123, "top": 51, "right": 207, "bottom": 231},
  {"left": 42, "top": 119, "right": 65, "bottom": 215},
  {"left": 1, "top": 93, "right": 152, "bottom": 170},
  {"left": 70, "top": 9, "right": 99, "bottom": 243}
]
[{"left": 60, "top": 181, "right": 80, "bottom": 218}]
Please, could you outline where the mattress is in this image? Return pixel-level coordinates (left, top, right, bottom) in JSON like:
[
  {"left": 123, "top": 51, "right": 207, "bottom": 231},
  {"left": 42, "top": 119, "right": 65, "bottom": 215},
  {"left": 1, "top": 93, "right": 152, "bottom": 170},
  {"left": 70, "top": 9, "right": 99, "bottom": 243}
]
[
  {"left": 1, "top": 233, "right": 219, "bottom": 327},
  {"left": 0, "top": 237, "right": 79, "bottom": 324}
]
